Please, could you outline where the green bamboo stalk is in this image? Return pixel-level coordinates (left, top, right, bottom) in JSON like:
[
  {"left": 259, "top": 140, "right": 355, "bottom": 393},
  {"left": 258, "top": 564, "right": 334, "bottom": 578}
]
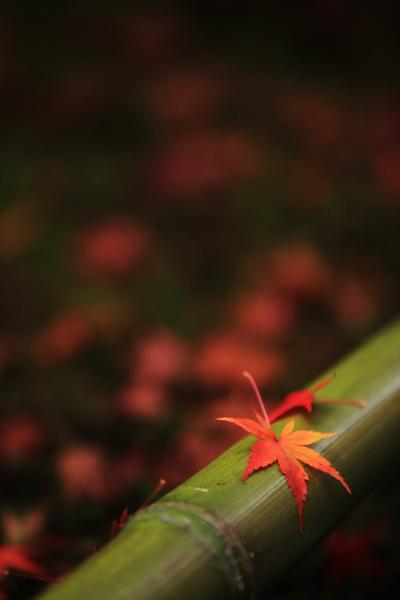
[{"left": 38, "top": 321, "right": 400, "bottom": 600}]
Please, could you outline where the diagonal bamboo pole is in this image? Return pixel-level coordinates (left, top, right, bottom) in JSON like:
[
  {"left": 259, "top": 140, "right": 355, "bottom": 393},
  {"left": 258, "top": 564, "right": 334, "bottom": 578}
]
[{"left": 38, "top": 321, "right": 400, "bottom": 600}]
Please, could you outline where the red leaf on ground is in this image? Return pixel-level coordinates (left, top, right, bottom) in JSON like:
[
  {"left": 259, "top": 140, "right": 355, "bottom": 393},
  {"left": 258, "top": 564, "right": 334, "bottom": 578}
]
[
  {"left": 195, "top": 332, "right": 286, "bottom": 385},
  {"left": 0, "top": 545, "right": 45, "bottom": 581},
  {"left": 57, "top": 445, "right": 109, "bottom": 501},
  {"left": 325, "top": 524, "right": 388, "bottom": 584},
  {"left": 75, "top": 218, "right": 150, "bottom": 279}
]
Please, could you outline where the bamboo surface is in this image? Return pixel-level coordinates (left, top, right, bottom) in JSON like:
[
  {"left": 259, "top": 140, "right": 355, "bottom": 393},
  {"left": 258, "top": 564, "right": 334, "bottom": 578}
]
[{"left": 38, "top": 321, "right": 400, "bottom": 600}]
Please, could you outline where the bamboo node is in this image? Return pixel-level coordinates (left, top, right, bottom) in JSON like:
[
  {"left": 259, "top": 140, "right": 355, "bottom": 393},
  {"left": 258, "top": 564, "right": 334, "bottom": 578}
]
[{"left": 133, "top": 501, "right": 256, "bottom": 599}]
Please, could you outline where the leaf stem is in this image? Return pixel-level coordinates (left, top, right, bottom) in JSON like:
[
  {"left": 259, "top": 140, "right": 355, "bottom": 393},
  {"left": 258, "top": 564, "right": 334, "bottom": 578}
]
[
  {"left": 310, "top": 374, "right": 335, "bottom": 393},
  {"left": 316, "top": 398, "right": 366, "bottom": 407},
  {"left": 243, "top": 371, "right": 271, "bottom": 428},
  {"left": 139, "top": 478, "right": 166, "bottom": 511}
]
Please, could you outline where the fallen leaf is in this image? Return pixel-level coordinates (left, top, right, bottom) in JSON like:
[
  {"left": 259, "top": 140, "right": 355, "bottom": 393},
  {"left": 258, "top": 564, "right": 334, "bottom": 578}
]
[
  {"left": 132, "top": 328, "right": 189, "bottom": 383},
  {"left": 325, "top": 524, "right": 388, "bottom": 584},
  {"left": 269, "top": 374, "right": 365, "bottom": 423},
  {"left": 33, "top": 311, "right": 93, "bottom": 365},
  {"left": 0, "top": 417, "right": 46, "bottom": 461},
  {"left": 110, "top": 507, "right": 130, "bottom": 539},
  {"left": 75, "top": 218, "right": 150, "bottom": 279},
  {"left": 57, "top": 445, "right": 109, "bottom": 501},
  {"left": 195, "top": 331, "right": 285, "bottom": 385},
  {"left": 217, "top": 372, "right": 351, "bottom": 532},
  {"left": 0, "top": 545, "right": 45, "bottom": 580},
  {"left": 148, "top": 130, "right": 263, "bottom": 196},
  {"left": 2, "top": 507, "right": 46, "bottom": 545},
  {"left": 110, "top": 479, "right": 166, "bottom": 539},
  {"left": 268, "top": 242, "right": 332, "bottom": 300}
]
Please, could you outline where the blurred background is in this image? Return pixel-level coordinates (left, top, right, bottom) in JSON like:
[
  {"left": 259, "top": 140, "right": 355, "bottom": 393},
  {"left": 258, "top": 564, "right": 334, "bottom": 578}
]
[{"left": 0, "top": 2, "right": 399, "bottom": 598}]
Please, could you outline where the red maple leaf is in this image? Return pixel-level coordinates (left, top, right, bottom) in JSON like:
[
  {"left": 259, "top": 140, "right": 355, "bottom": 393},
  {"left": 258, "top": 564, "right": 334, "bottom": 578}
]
[
  {"left": 110, "top": 478, "right": 166, "bottom": 539},
  {"left": 217, "top": 372, "right": 351, "bottom": 532},
  {"left": 325, "top": 524, "right": 387, "bottom": 584},
  {"left": 269, "top": 374, "right": 365, "bottom": 423},
  {"left": 110, "top": 507, "right": 130, "bottom": 539},
  {"left": 0, "top": 545, "right": 45, "bottom": 581}
]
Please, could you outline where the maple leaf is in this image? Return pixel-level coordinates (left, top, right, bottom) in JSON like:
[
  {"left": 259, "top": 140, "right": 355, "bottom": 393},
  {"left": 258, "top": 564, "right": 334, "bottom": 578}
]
[
  {"left": 217, "top": 372, "right": 351, "bottom": 532},
  {"left": 325, "top": 524, "right": 387, "bottom": 584},
  {"left": 110, "top": 507, "right": 130, "bottom": 539},
  {"left": 269, "top": 374, "right": 365, "bottom": 423},
  {"left": 110, "top": 479, "right": 166, "bottom": 540},
  {"left": 0, "top": 545, "right": 45, "bottom": 581}
]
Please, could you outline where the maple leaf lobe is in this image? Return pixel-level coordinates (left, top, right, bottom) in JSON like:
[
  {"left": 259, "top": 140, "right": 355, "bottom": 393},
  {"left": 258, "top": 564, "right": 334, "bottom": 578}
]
[
  {"left": 217, "top": 373, "right": 351, "bottom": 532},
  {"left": 269, "top": 374, "right": 365, "bottom": 423}
]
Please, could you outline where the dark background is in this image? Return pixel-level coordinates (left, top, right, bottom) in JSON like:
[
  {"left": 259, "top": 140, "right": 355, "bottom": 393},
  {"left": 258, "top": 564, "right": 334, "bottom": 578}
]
[{"left": 0, "top": 3, "right": 399, "bottom": 598}]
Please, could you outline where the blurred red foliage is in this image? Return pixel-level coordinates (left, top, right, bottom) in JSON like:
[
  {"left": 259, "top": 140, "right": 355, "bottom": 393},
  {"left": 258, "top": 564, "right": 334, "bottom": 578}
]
[
  {"left": 75, "top": 219, "right": 150, "bottom": 278},
  {"left": 118, "top": 380, "right": 168, "bottom": 419},
  {"left": 145, "top": 68, "right": 227, "bottom": 125},
  {"left": 2, "top": 508, "right": 46, "bottom": 546},
  {"left": 131, "top": 329, "right": 189, "bottom": 384},
  {"left": 195, "top": 332, "right": 286, "bottom": 385},
  {"left": 330, "top": 274, "right": 382, "bottom": 332},
  {"left": 325, "top": 525, "right": 387, "bottom": 584},
  {"left": 0, "top": 6, "right": 399, "bottom": 594},
  {"left": 57, "top": 445, "right": 109, "bottom": 501},
  {"left": 267, "top": 243, "right": 332, "bottom": 300},
  {"left": 0, "top": 546, "right": 45, "bottom": 581},
  {"left": 232, "top": 289, "right": 297, "bottom": 341},
  {"left": 0, "top": 336, "right": 14, "bottom": 375},
  {"left": 278, "top": 92, "right": 346, "bottom": 152},
  {"left": 117, "top": 13, "right": 183, "bottom": 66},
  {"left": 0, "top": 418, "right": 46, "bottom": 461},
  {"left": 373, "top": 146, "right": 400, "bottom": 201},
  {"left": 33, "top": 312, "right": 92, "bottom": 365},
  {"left": 148, "top": 131, "right": 263, "bottom": 196},
  {"left": 285, "top": 161, "right": 333, "bottom": 207}
]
